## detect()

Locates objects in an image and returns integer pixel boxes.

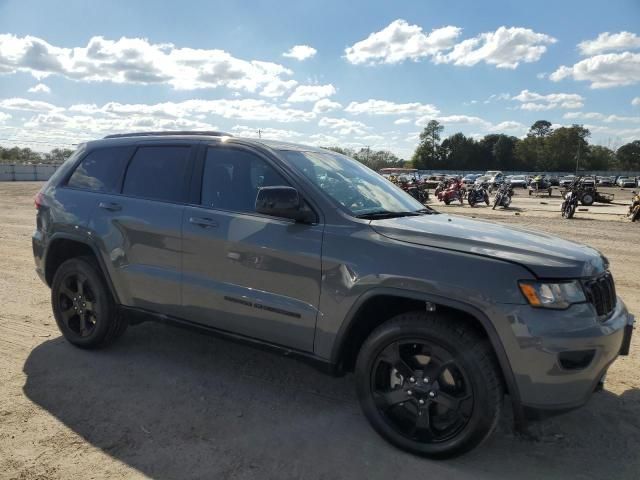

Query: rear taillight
[34,191,44,209]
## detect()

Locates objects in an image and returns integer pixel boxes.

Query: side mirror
[255,186,314,223]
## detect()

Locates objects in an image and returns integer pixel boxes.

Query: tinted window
[201,147,289,213]
[67,147,131,192]
[122,146,191,202]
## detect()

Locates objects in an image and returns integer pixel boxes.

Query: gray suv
[33,131,634,458]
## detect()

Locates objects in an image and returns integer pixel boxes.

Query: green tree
[43,148,75,164]
[545,125,590,172]
[440,133,478,170]
[411,120,444,169]
[492,135,518,170]
[527,120,553,138]
[585,145,615,171]
[616,140,640,170]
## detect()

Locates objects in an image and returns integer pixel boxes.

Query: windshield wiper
[356,210,422,219]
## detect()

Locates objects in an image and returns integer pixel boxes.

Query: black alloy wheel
[51,256,126,348]
[56,272,99,338]
[355,313,504,458]
[370,339,474,445]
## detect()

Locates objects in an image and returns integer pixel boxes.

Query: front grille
[583,272,616,317]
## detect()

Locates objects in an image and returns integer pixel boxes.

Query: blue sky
[0,0,639,158]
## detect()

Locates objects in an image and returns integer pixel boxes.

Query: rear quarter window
[122,146,191,203]
[67,146,132,193]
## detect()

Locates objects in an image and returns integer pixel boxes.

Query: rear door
[181,144,323,352]
[88,142,196,316]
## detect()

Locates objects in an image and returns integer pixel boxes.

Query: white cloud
[287,84,336,102]
[27,83,50,94]
[318,117,369,135]
[0,34,296,96]
[494,121,526,131]
[0,111,11,123]
[578,31,640,56]
[562,111,640,123]
[550,52,640,88]
[414,113,526,136]
[0,97,59,112]
[511,89,584,110]
[632,97,640,106]
[394,118,411,125]
[344,19,461,65]
[434,26,556,69]
[230,125,306,141]
[344,21,555,69]
[312,98,342,113]
[345,99,439,116]
[282,45,317,61]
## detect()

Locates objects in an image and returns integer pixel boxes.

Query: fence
[0,164,59,181]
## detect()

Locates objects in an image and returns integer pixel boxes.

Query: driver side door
[180,144,324,352]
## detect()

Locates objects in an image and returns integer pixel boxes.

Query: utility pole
[575,140,581,174]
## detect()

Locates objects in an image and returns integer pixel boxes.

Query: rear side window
[122,146,191,202]
[67,147,131,192]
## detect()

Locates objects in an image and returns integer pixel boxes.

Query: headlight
[519,280,586,309]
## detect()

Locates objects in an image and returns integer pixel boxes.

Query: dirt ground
[1,182,639,480]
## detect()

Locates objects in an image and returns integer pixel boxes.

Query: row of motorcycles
[434,178,514,209]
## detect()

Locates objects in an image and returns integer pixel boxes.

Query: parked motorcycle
[467,184,490,207]
[561,179,580,219]
[437,179,465,205]
[401,179,429,204]
[492,183,514,209]
[629,191,640,222]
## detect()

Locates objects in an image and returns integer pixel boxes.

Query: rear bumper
[32,231,47,285]
[496,298,634,418]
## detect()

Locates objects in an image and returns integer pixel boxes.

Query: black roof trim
[103,131,233,139]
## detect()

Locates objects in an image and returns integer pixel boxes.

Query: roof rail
[103,131,233,139]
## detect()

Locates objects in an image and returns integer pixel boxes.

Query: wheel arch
[44,234,120,303]
[330,288,525,428]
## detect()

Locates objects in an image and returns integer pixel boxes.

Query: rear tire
[355,312,504,458]
[581,193,594,206]
[51,256,126,349]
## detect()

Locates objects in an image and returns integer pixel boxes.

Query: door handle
[98,201,122,212]
[189,216,218,228]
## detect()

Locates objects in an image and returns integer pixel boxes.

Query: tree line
[410,120,640,172]
[0,146,75,165]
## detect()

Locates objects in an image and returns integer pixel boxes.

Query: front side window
[201,147,290,213]
[280,150,424,216]
[67,147,131,192]
[122,146,190,202]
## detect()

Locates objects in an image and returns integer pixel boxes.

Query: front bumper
[495,297,634,418]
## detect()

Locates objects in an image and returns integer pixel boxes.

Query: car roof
[85,133,330,154]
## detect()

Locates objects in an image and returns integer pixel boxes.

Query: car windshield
[279,149,425,216]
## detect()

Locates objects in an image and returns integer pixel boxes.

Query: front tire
[51,256,126,349]
[355,312,504,458]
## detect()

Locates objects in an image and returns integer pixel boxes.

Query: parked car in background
[597,176,614,187]
[474,175,491,187]
[548,175,560,186]
[560,175,576,187]
[507,175,528,188]
[617,177,637,188]
[462,173,481,185]
[423,174,445,189]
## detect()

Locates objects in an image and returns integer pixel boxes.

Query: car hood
[370,214,606,278]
